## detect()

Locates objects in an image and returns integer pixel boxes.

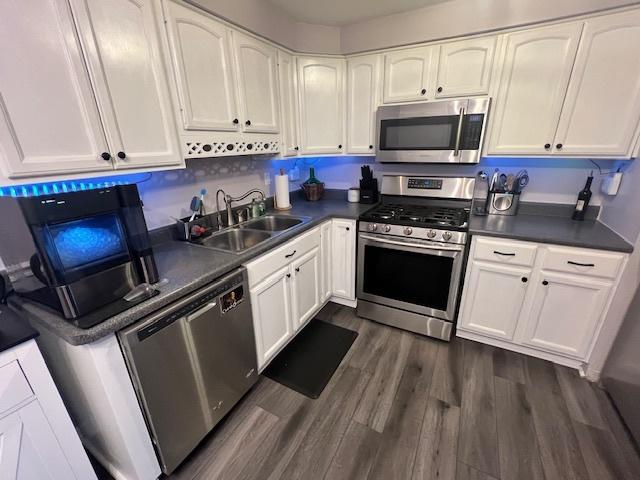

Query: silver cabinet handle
[186,301,217,322]
[453,107,465,156]
[359,234,463,252]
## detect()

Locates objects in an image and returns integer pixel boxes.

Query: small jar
[347,188,360,203]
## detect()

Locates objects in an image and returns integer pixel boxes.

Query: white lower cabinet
[458,236,627,367]
[245,220,356,370]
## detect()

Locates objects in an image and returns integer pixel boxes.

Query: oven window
[362,245,453,311]
[379,115,459,150]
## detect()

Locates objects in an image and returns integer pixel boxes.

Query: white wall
[599,159,640,243]
[341,0,640,53]
[294,155,616,206]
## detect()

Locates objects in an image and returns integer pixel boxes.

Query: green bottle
[304,167,321,185]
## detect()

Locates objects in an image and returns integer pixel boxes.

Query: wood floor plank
[493,348,526,384]
[457,341,500,478]
[430,339,465,407]
[494,376,545,480]
[524,356,589,480]
[353,329,413,432]
[456,462,499,480]
[347,319,392,375]
[412,397,460,480]
[190,406,279,480]
[278,366,371,480]
[555,365,607,429]
[323,421,381,480]
[368,337,439,480]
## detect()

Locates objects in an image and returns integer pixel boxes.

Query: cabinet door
[70,0,181,169]
[232,31,280,133]
[0,0,110,178]
[347,55,381,154]
[458,261,531,340]
[331,220,356,300]
[487,22,582,156]
[0,401,77,480]
[297,57,346,155]
[554,10,640,157]
[291,247,321,330]
[164,0,239,132]
[278,50,299,156]
[250,267,293,370]
[521,271,611,358]
[320,221,332,302]
[435,36,497,98]
[382,46,437,103]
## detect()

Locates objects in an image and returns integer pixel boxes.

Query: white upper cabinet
[70,0,181,169]
[278,50,299,156]
[487,22,582,156]
[163,0,239,132]
[0,0,109,178]
[553,10,640,157]
[382,46,437,103]
[232,31,280,134]
[297,57,346,155]
[435,36,498,98]
[346,55,381,154]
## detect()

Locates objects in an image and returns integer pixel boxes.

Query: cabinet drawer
[474,237,538,267]
[0,361,33,414]
[245,227,320,287]
[541,246,625,279]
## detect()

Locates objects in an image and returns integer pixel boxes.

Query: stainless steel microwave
[375,98,490,163]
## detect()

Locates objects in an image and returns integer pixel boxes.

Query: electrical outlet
[263,172,271,186]
[601,171,622,196]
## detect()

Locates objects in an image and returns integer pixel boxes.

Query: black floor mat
[263,319,358,399]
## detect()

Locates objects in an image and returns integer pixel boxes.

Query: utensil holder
[487,191,521,216]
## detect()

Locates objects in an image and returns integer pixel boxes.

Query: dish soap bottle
[572,172,593,221]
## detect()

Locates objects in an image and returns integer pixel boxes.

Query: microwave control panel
[460,114,485,150]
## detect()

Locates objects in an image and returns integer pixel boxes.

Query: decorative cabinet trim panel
[163,0,239,132]
[346,54,381,154]
[458,236,627,366]
[487,22,583,156]
[435,36,498,98]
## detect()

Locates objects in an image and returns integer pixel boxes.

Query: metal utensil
[515,170,529,192]
[506,174,515,193]
[498,173,508,192]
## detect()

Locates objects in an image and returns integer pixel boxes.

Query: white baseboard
[330,296,357,308]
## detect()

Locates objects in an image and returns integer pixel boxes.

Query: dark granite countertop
[0,306,38,353]
[10,194,375,346]
[469,205,633,253]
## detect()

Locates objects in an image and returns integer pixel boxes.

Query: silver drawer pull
[493,250,516,256]
[567,260,595,267]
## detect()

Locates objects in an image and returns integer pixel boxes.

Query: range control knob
[442,231,452,241]
[368,223,378,232]
[427,229,437,239]
[383,225,391,232]
[404,227,413,236]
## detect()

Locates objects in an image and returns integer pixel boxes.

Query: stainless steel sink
[198,229,272,253]
[240,215,305,232]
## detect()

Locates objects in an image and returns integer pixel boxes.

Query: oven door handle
[359,234,463,252]
[453,107,465,156]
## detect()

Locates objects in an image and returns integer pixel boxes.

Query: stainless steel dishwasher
[118,267,258,474]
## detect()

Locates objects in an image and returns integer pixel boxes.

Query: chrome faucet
[216,188,266,229]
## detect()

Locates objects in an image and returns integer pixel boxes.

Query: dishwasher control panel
[136,272,244,342]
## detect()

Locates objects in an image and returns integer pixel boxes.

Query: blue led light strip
[0,174,147,198]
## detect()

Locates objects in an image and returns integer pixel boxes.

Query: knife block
[359,178,379,204]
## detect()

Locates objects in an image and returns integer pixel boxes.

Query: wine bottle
[304,167,321,185]
[572,174,593,221]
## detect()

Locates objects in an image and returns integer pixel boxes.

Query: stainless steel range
[356,175,475,341]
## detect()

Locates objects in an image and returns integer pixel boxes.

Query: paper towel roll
[275,171,291,209]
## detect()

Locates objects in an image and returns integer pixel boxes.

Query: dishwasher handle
[186,301,218,322]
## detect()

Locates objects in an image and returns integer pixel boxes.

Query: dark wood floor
[157,303,640,480]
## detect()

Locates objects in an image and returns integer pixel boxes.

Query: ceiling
[266,0,453,26]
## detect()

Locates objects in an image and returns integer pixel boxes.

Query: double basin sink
[193,215,311,254]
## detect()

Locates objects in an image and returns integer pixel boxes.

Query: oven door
[357,233,464,321]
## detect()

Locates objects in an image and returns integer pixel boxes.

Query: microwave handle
[453,107,465,156]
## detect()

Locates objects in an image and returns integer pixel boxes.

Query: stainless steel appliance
[0,185,159,328]
[119,267,258,474]
[375,98,490,163]
[357,175,474,340]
